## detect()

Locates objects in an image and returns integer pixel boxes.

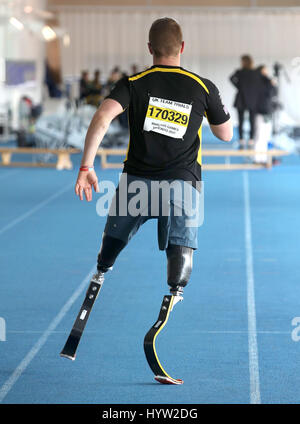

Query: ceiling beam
[47,0,300,7]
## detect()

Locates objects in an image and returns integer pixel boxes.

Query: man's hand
[75,99,123,202]
[75,170,100,202]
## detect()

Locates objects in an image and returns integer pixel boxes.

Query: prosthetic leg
[60,235,126,360]
[144,245,193,385]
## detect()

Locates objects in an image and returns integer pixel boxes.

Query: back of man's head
[149,17,183,58]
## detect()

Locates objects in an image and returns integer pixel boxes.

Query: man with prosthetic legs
[60,231,192,370]
[60,17,232,383]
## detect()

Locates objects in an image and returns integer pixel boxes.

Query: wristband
[80,166,94,172]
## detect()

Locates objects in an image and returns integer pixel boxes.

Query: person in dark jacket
[256,65,276,116]
[230,55,261,149]
[253,65,277,164]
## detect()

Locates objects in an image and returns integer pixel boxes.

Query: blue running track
[0,136,300,404]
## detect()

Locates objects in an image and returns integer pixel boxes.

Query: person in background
[92,69,102,92]
[86,69,103,107]
[79,70,90,101]
[230,55,261,149]
[130,64,139,75]
[253,65,277,165]
[45,61,62,98]
[105,67,122,94]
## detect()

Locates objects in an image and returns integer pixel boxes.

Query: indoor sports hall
[1,0,300,406]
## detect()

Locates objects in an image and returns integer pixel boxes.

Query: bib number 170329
[143,97,192,139]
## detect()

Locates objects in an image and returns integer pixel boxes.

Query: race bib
[143,96,192,139]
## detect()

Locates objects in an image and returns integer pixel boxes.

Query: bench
[96,148,289,170]
[0,147,80,170]
[0,147,289,171]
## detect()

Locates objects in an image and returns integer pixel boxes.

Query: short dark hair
[149,17,183,58]
[241,55,254,69]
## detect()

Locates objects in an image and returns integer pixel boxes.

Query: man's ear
[148,42,153,55]
[180,41,185,54]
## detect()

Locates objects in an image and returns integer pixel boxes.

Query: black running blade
[144,295,183,384]
[60,330,81,360]
[60,280,103,361]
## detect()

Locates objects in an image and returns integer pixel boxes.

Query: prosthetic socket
[96,235,193,294]
[166,244,193,295]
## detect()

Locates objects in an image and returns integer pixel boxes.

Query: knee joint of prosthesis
[97,234,126,273]
[166,244,193,295]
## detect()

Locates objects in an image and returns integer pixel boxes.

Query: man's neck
[153,55,181,67]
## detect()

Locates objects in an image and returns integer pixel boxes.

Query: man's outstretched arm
[75,99,124,202]
[210,119,233,142]
[205,80,233,143]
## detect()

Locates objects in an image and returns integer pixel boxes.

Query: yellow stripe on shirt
[129,67,209,94]
[197,124,203,165]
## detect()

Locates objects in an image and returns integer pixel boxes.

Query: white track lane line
[0,266,96,403]
[6,330,290,335]
[0,170,22,181]
[0,182,74,237]
[243,171,261,404]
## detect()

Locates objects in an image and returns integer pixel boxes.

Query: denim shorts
[103,173,202,250]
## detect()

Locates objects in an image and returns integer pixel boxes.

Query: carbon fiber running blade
[60,330,81,360]
[60,280,103,360]
[144,295,183,384]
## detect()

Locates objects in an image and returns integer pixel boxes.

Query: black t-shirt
[106,65,230,186]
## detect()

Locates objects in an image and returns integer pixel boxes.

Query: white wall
[56,6,300,125]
